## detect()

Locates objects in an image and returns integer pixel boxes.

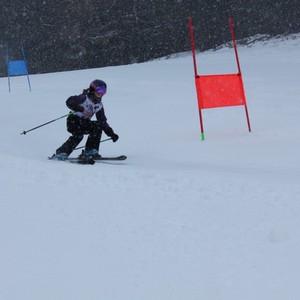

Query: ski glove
[72,105,84,112]
[82,110,93,118]
[111,133,119,142]
[72,105,93,118]
[104,126,119,142]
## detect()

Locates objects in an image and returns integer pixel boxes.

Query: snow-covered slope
[1,35,300,300]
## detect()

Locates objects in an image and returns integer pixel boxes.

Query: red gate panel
[196,74,246,109]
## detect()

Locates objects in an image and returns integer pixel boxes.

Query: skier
[50,79,119,161]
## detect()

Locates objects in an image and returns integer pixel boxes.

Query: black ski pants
[56,114,102,155]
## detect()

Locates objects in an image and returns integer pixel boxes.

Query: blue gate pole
[21,41,32,91]
[6,44,11,92]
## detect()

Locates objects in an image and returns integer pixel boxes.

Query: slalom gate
[188,17,251,140]
[7,41,32,92]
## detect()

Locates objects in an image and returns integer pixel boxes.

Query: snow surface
[1,35,300,300]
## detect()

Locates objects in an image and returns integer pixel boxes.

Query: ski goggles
[95,86,107,95]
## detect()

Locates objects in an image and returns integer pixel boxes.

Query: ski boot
[78,149,102,160]
[49,152,68,161]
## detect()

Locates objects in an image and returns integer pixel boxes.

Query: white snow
[1,34,300,300]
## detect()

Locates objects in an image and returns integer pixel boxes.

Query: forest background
[0,0,299,76]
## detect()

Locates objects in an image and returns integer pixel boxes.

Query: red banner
[196,74,246,109]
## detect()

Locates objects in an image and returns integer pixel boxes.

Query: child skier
[50,79,119,161]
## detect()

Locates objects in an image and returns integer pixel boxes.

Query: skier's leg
[56,134,84,156]
[85,121,102,151]
[56,115,85,156]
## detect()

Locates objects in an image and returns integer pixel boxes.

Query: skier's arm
[66,95,85,112]
[96,108,119,142]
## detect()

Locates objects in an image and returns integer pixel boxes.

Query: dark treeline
[0,0,299,76]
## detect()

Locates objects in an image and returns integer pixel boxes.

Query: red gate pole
[229,18,252,132]
[188,17,205,140]
[188,17,198,77]
[229,18,242,75]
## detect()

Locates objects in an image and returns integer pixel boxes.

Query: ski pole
[20,113,71,135]
[74,138,112,150]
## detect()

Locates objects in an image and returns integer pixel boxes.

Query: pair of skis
[49,155,127,165]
